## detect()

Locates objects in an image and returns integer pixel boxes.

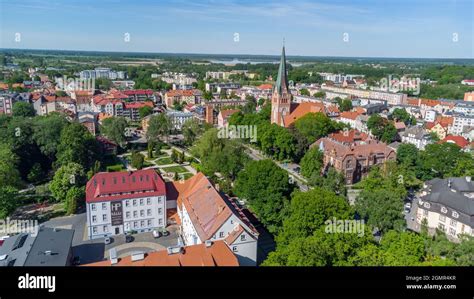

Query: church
[271,46,327,127]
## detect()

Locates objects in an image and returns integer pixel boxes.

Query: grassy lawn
[161,165,189,173]
[181,173,194,180]
[155,157,174,165]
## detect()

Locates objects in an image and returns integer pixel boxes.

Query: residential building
[400,125,432,150]
[464,92,474,102]
[173,173,259,265]
[322,85,407,106]
[415,177,474,240]
[217,109,239,128]
[86,169,167,239]
[0,227,74,267]
[78,112,98,135]
[84,240,239,266]
[164,90,198,108]
[450,114,474,135]
[311,134,396,184]
[166,110,194,131]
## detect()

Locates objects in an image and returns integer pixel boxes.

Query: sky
[0,0,473,58]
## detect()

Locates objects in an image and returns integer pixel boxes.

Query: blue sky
[0,0,473,58]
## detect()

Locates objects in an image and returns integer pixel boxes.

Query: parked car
[72,256,81,266]
[152,230,161,238]
[404,203,411,213]
[125,235,134,243]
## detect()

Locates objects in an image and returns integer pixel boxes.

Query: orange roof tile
[84,240,238,266]
[440,135,469,148]
[339,111,361,120]
[283,102,326,127]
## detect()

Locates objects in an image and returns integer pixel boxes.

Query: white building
[400,125,432,150]
[175,173,259,266]
[415,177,474,241]
[86,169,167,239]
[450,114,474,135]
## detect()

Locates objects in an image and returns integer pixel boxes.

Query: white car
[152,230,161,238]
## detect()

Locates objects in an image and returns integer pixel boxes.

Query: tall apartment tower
[271,46,292,126]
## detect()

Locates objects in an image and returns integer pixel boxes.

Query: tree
[49,162,86,202]
[367,114,397,142]
[314,91,326,98]
[12,101,35,117]
[396,143,419,166]
[27,163,43,183]
[418,143,468,179]
[147,142,154,159]
[56,122,99,170]
[131,151,145,170]
[234,160,293,233]
[100,117,128,147]
[32,113,68,159]
[65,186,85,215]
[146,113,171,142]
[182,118,202,146]
[139,106,153,119]
[0,143,22,188]
[0,186,19,219]
[299,88,310,96]
[339,99,353,112]
[391,108,415,125]
[300,147,323,179]
[294,112,339,144]
[310,167,347,196]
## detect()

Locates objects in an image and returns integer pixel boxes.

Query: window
[91,204,96,211]
[140,210,145,217]
[103,226,108,233]
[158,219,163,225]
[92,215,97,223]
[441,207,447,214]
[147,198,151,205]
[102,214,107,221]
[438,223,445,231]
[232,246,238,252]
[133,222,138,228]
[219,232,224,238]
[140,199,144,206]
[158,208,162,215]
[449,228,456,236]
[125,200,130,207]
[102,203,107,210]
[126,212,130,219]
[452,211,459,218]
[147,209,152,216]
[93,227,98,234]
[450,219,457,227]
[140,220,145,227]
[439,215,446,223]
[133,200,137,206]
[240,234,246,241]
[147,220,152,227]
[157,198,161,204]
[133,211,138,218]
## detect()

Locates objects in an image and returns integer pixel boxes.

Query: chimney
[205,240,213,248]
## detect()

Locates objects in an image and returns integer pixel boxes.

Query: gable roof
[283,102,326,127]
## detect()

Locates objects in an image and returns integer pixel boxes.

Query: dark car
[72,256,81,266]
[125,235,134,243]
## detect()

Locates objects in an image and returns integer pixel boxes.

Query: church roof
[274,46,289,95]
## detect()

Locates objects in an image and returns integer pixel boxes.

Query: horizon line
[1,47,473,61]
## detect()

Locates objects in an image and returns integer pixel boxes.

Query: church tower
[271,46,291,126]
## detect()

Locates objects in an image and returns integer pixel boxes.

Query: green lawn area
[161,165,189,173]
[181,173,194,180]
[155,157,174,165]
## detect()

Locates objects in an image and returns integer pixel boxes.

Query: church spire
[274,45,289,95]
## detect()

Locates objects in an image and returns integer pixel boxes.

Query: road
[243,144,310,191]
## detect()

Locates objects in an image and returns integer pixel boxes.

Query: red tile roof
[124,101,154,109]
[86,169,166,203]
[283,102,326,127]
[339,111,361,120]
[219,109,239,119]
[440,135,469,148]
[123,89,154,96]
[173,173,232,241]
[84,240,238,266]
[328,129,369,144]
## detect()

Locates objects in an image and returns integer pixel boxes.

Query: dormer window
[452,211,459,218]
[424,202,430,209]
[441,207,447,214]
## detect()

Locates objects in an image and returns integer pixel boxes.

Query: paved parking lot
[42,213,180,265]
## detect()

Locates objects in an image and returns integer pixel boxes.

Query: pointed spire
[274,45,289,95]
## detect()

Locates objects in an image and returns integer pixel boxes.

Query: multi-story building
[450,113,474,135]
[86,169,167,239]
[322,85,407,106]
[217,109,239,128]
[400,125,432,150]
[453,101,474,117]
[311,132,396,184]
[174,173,259,266]
[414,177,474,241]
[80,68,126,80]
[166,110,194,130]
[164,90,198,108]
